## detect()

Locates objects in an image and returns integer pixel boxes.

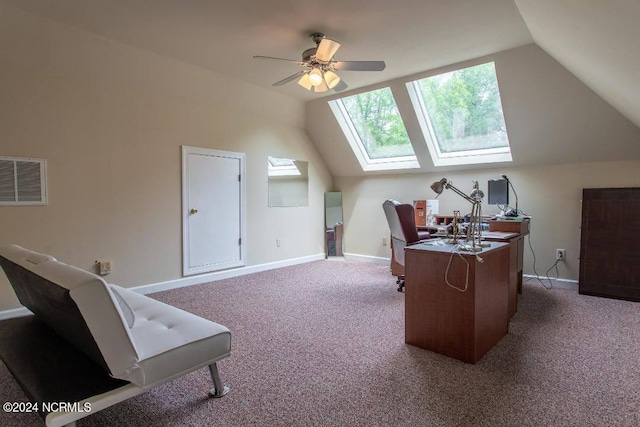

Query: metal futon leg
[208,363,230,397]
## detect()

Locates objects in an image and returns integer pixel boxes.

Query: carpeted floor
[1,259,639,426]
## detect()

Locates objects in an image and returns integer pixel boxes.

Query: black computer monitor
[488,179,509,205]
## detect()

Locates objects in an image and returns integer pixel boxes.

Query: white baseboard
[343,252,390,265]
[132,253,326,295]
[523,274,578,290]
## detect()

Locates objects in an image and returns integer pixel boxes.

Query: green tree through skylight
[417,62,508,153]
[341,87,414,159]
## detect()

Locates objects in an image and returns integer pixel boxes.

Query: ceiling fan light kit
[323,70,340,89]
[308,68,324,86]
[297,73,313,90]
[315,38,341,63]
[312,79,329,93]
[254,32,386,93]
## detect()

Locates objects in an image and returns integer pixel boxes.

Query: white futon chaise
[0,244,231,427]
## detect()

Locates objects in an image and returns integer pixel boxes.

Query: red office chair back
[383,199,421,267]
[383,199,432,292]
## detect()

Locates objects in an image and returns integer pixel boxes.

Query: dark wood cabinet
[579,188,640,302]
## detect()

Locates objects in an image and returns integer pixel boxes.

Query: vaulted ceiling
[1,0,638,128]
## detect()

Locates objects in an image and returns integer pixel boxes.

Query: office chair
[382,199,431,292]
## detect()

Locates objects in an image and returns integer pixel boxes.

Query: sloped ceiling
[514,0,640,128]
[0,0,532,101]
[1,0,638,175]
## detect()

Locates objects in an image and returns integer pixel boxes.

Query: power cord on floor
[545,259,560,289]
[525,233,553,289]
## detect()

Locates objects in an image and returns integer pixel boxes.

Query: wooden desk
[405,241,510,364]
[482,231,522,319]
[488,218,530,295]
[488,218,531,235]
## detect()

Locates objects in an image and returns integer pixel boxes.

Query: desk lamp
[430,178,488,251]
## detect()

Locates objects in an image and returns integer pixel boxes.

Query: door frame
[181,145,246,276]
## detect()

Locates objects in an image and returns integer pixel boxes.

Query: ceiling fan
[253,33,386,93]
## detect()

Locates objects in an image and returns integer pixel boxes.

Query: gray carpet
[1,259,639,426]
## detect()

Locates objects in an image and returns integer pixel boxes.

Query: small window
[407,62,512,166]
[0,156,47,206]
[329,87,419,171]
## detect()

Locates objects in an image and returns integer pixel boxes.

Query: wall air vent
[0,156,47,206]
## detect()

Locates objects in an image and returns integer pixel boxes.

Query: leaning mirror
[325,192,343,257]
[267,157,309,207]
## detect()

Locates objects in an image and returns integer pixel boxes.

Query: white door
[182,146,246,276]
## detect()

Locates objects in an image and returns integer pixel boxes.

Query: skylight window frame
[268,156,302,177]
[406,62,513,167]
[328,89,420,172]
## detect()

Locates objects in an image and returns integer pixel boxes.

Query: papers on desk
[419,239,446,246]
[482,231,520,240]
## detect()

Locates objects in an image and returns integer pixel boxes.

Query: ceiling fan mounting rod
[310,32,325,45]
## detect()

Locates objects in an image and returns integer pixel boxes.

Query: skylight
[406,62,512,166]
[268,156,302,176]
[328,87,419,171]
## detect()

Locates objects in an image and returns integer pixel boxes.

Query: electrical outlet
[382,237,388,246]
[97,261,111,275]
[276,239,281,247]
[556,249,566,261]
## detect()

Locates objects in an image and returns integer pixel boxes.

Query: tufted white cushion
[112,286,231,387]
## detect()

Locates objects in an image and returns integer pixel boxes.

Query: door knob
[190,208,198,214]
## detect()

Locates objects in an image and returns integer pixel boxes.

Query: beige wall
[337,160,640,282]
[0,5,331,310]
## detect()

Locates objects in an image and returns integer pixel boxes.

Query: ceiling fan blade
[273,70,306,86]
[332,79,349,92]
[315,38,341,62]
[253,55,305,66]
[332,61,386,71]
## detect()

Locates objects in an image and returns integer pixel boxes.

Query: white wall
[0,5,332,310]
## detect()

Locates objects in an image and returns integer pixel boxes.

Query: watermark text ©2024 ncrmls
[3,401,92,413]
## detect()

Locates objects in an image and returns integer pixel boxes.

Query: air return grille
[0,157,47,205]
